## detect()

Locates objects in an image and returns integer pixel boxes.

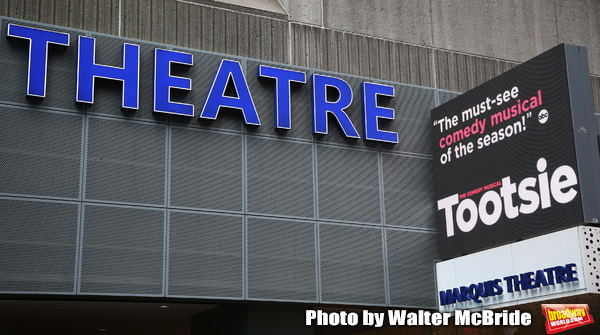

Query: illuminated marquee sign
[430,44,600,258]
[6,23,398,143]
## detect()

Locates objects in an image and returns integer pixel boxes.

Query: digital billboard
[431,44,600,259]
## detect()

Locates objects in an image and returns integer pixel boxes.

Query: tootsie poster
[431,44,600,259]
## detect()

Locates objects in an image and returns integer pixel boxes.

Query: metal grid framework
[0,17,469,308]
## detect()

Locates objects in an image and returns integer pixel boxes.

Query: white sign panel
[436,226,588,312]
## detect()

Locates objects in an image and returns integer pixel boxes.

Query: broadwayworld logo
[542,304,594,334]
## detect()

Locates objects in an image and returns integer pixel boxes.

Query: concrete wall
[290,0,600,77]
[2,0,598,112]
[288,0,600,111]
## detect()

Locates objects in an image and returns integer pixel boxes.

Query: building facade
[0,1,599,334]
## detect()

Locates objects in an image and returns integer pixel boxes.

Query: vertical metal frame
[566,45,600,223]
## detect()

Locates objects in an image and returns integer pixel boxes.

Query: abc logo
[538,109,549,124]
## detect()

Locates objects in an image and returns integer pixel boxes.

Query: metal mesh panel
[438,91,462,106]
[245,61,313,140]
[582,226,600,293]
[317,146,380,224]
[313,74,378,149]
[80,204,165,295]
[0,198,78,293]
[247,136,314,218]
[319,223,386,305]
[167,210,243,298]
[0,107,83,198]
[380,84,436,155]
[169,127,243,211]
[382,153,436,229]
[386,229,439,307]
[85,117,166,205]
[0,21,83,112]
[247,217,317,301]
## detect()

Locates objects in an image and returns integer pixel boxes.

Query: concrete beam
[288,0,322,26]
[214,0,288,15]
[555,0,600,76]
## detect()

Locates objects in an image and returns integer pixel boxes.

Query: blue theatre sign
[6,23,400,144]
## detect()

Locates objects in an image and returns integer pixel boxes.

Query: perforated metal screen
[0,17,444,307]
[0,107,83,199]
[0,198,79,293]
[582,226,600,294]
[317,146,380,224]
[247,217,317,301]
[386,229,439,307]
[168,210,243,298]
[319,223,386,305]
[79,205,165,295]
[437,90,462,106]
[170,127,243,211]
[85,117,167,205]
[247,136,314,218]
[382,153,436,229]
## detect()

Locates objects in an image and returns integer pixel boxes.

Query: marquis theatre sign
[431,44,600,258]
